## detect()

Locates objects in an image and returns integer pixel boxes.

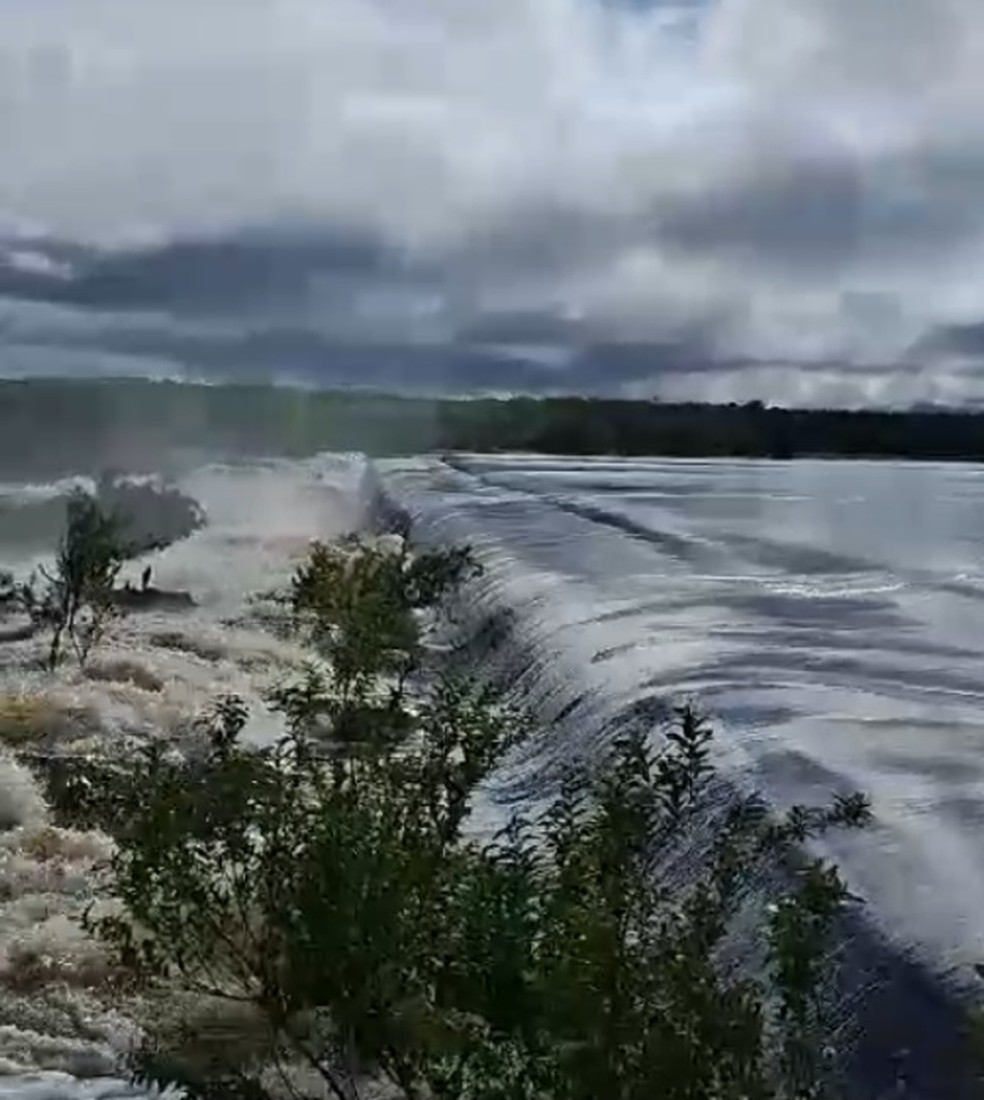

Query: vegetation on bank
[1,490,131,670]
[14,496,877,1099]
[6,377,984,476]
[1,482,203,669]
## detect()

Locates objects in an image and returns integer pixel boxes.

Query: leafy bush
[16,490,132,670]
[69,538,870,1100]
[288,536,479,703]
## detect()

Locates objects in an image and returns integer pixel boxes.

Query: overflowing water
[0,454,371,1094]
[4,451,984,1096]
[383,453,984,1095]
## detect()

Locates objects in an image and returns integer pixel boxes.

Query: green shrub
[288,537,479,704]
[17,490,132,670]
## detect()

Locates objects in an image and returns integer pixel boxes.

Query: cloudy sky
[1,0,984,405]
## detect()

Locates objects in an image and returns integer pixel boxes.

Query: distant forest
[4,377,984,477]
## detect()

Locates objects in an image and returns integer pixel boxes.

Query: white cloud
[0,248,72,279]
[2,0,984,401]
[0,0,693,242]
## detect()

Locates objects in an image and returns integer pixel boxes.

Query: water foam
[0,453,370,1093]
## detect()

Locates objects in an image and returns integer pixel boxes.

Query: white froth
[0,481,97,508]
[0,453,369,1092]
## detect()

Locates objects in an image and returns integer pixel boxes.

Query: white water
[0,454,369,1094]
[384,456,984,990]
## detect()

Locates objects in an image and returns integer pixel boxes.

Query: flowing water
[383,453,984,1096]
[3,451,984,1096]
[0,453,371,1095]
[387,454,984,962]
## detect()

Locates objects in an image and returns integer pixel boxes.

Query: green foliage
[436,396,984,463]
[289,537,478,703]
[82,678,525,1099]
[401,544,482,610]
[27,490,132,670]
[71,537,871,1100]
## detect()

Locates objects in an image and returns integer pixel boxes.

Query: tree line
[5,378,984,477]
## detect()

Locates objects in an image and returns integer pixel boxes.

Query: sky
[2,0,984,405]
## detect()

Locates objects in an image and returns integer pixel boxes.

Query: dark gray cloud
[912,321,984,359]
[0,231,410,314]
[3,300,725,396]
[656,151,864,275]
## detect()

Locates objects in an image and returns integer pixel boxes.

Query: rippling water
[390,456,984,960]
[382,453,984,1093]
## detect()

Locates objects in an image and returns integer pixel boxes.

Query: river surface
[384,455,984,984]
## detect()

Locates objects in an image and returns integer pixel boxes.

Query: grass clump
[84,658,164,693]
[0,693,97,749]
[0,695,60,748]
[58,535,871,1100]
[150,630,227,663]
